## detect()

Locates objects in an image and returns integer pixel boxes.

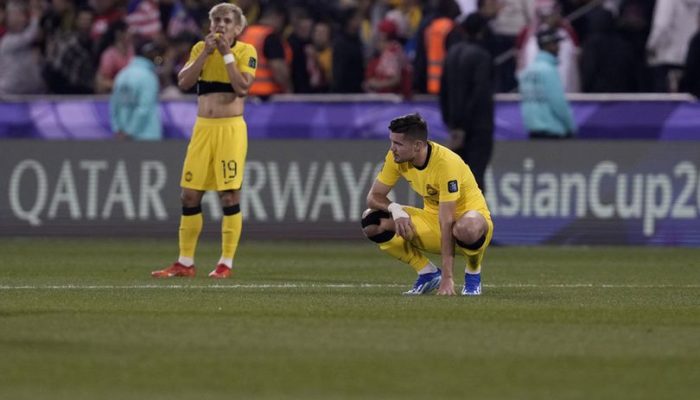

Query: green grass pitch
[1,238,699,399]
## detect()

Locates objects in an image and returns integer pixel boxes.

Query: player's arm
[436,200,457,295]
[367,179,415,240]
[178,38,215,90]
[216,36,255,96]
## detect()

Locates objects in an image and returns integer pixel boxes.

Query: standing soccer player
[361,113,493,295]
[152,3,256,279]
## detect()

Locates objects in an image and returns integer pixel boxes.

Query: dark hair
[96,20,128,60]
[389,113,428,141]
[461,12,487,38]
[134,36,163,59]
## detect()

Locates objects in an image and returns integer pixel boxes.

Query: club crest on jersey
[448,180,458,193]
[426,185,438,196]
[248,57,257,68]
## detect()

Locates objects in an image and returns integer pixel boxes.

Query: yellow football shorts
[404,206,494,265]
[180,116,248,191]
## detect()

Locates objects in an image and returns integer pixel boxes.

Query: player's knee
[180,191,201,208]
[453,213,487,246]
[361,209,394,243]
[219,189,240,207]
[453,222,481,244]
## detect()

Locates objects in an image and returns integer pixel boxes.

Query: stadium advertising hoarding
[1,140,698,245]
[2,98,699,140]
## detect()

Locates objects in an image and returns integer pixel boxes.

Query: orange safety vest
[239,24,291,96]
[425,17,454,94]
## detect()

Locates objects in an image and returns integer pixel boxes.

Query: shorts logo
[448,180,458,193]
[248,57,257,68]
[185,171,193,182]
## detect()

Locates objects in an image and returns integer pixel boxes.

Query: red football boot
[151,262,196,278]
[208,264,232,279]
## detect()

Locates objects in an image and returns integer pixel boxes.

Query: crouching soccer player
[152,3,256,279]
[362,113,494,295]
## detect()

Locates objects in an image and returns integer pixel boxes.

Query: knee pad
[361,210,394,243]
[361,210,392,228]
[368,230,395,243]
[456,234,486,251]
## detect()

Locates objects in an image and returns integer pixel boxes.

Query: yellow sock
[221,206,242,259]
[379,235,430,273]
[178,209,203,259]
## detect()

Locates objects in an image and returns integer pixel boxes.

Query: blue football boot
[403,269,442,295]
[462,272,482,296]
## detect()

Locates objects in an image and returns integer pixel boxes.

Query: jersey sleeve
[438,158,462,203]
[237,43,258,77]
[185,41,205,67]
[376,151,401,187]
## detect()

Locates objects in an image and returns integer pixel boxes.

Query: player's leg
[211,189,242,278]
[152,188,205,277]
[452,210,493,295]
[210,116,247,278]
[153,117,212,278]
[361,207,441,295]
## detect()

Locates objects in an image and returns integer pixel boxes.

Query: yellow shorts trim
[180,116,248,191]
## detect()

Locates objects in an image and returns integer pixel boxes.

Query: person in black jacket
[681,10,700,98]
[580,8,637,93]
[331,8,364,93]
[439,13,494,193]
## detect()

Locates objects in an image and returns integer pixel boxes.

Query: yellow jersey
[377,141,490,218]
[186,40,257,95]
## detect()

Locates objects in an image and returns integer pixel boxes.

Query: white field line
[0,283,699,290]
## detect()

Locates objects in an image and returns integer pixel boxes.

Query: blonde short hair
[209,3,247,30]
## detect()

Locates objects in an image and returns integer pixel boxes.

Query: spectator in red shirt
[364,19,408,95]
[96,20,134,93]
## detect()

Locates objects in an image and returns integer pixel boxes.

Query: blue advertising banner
[1,98,699,140]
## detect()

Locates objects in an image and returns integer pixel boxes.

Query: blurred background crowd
[0,0,699,98]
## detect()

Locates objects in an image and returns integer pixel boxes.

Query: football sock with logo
[221,204,242,265]
[378,235,430,274]
[178,206,203,265]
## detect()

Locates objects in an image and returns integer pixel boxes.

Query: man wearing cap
[110,37,164,141]
[517,26,576,139]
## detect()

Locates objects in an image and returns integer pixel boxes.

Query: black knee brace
[361,210,392,228]
[368,231,395,243]
[361,210,394,243]
[456,234,486,250]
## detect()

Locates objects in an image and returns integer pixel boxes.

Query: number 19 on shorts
[221,160,237,181]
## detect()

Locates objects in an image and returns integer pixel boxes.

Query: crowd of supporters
[0,0,698,97]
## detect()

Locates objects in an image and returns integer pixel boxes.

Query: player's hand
[394,217,415,240]
[436,277,456,296]
[388,202,414,239]
[204,33,216,54]
[214,33,231,55]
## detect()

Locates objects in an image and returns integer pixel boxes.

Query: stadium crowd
[0,0,699,98]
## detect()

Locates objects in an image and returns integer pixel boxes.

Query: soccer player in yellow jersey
[362,113,494,295]
[152,3,257,279]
